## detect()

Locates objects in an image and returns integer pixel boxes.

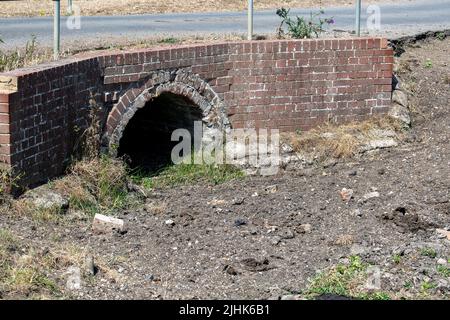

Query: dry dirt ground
[0,0,404,17]
[0,37,449,300]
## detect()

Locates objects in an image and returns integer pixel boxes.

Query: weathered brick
[0,37,393,189]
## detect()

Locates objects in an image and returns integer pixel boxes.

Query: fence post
[248,0,253,40]
[53,0,61,60]
[355,0,361,36]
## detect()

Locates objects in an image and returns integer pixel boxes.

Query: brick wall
[0,38,393,187]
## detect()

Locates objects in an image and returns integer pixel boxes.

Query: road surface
[0,0,449,49]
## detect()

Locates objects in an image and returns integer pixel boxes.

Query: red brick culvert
[0,38,393,188]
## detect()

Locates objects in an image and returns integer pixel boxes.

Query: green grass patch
[303,256,391,300]
[53,155,131,217]
[0,228,62,299]
[132,163,244,189]
[392,254,402,264]
[420,280,437,293]
[157,37,179,44]
[420,247,437,258]
[437,265,450,278]
[436,32,446,41]
[424,59,433,69]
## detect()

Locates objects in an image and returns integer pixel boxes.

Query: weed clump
[304,256,391,300]
[53,155,129,217]
[276,7,334,39]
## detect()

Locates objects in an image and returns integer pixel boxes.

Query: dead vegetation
[51,156,130,218]
[0,227,123,299]
[0,34,244,72]
[283,116,406,162]
[0,36,55,73]
[0,228,65,299]
[0,165,21,207]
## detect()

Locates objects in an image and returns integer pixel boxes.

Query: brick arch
[105,69,230,155]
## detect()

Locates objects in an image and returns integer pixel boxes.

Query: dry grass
[0,34,246,72]
[0,36,57,73]
[444,74,450,85]
[0,228,61,299]
[0,164,22,206]
[0,165,13,200]
[335,234,354,246]
[52,156,130,217]
[44,88,129,218]
[72,91,102,161]
[284,116,404,162]
[0,228,122,299]
[145,201,168,215]
[0,0,399,17]
[12,201,65,223]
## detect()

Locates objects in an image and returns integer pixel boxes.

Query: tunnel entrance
[117,92,203,173]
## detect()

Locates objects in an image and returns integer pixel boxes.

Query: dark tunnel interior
[117,92,203,173]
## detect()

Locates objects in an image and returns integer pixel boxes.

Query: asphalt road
[0,0,449,49]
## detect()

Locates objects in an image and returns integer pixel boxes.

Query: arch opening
[117,92,203,173]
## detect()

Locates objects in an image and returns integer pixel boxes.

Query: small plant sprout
[392,254,402,264]
[436,265,450,277]
[420,247,437,258]
[424,59,433,68]
[436,32,445,41]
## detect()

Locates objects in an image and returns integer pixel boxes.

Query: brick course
[0,38,393,187]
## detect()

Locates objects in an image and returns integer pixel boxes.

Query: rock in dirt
[392,90,409,107]
[436,229,450,240]
[361,138,398,152]
[234,218,247,227]
[66,266,82,290]
[21,185,69,213]
[85,255,96,276]
[340,188,354,202]
[353,208,363,217]
[264,185,278,194]
[207,199,227,207]
[347,170,358,176]
[164,219,176,228]
[437,258,447,265]
[223,265,239,276]
[389,103,411,126]
[231,197,245,205]
[297,224,312,234]
[360,191,380,203]
[92,214,126,234]
[270,236,282,246]
[279,229,295,240]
